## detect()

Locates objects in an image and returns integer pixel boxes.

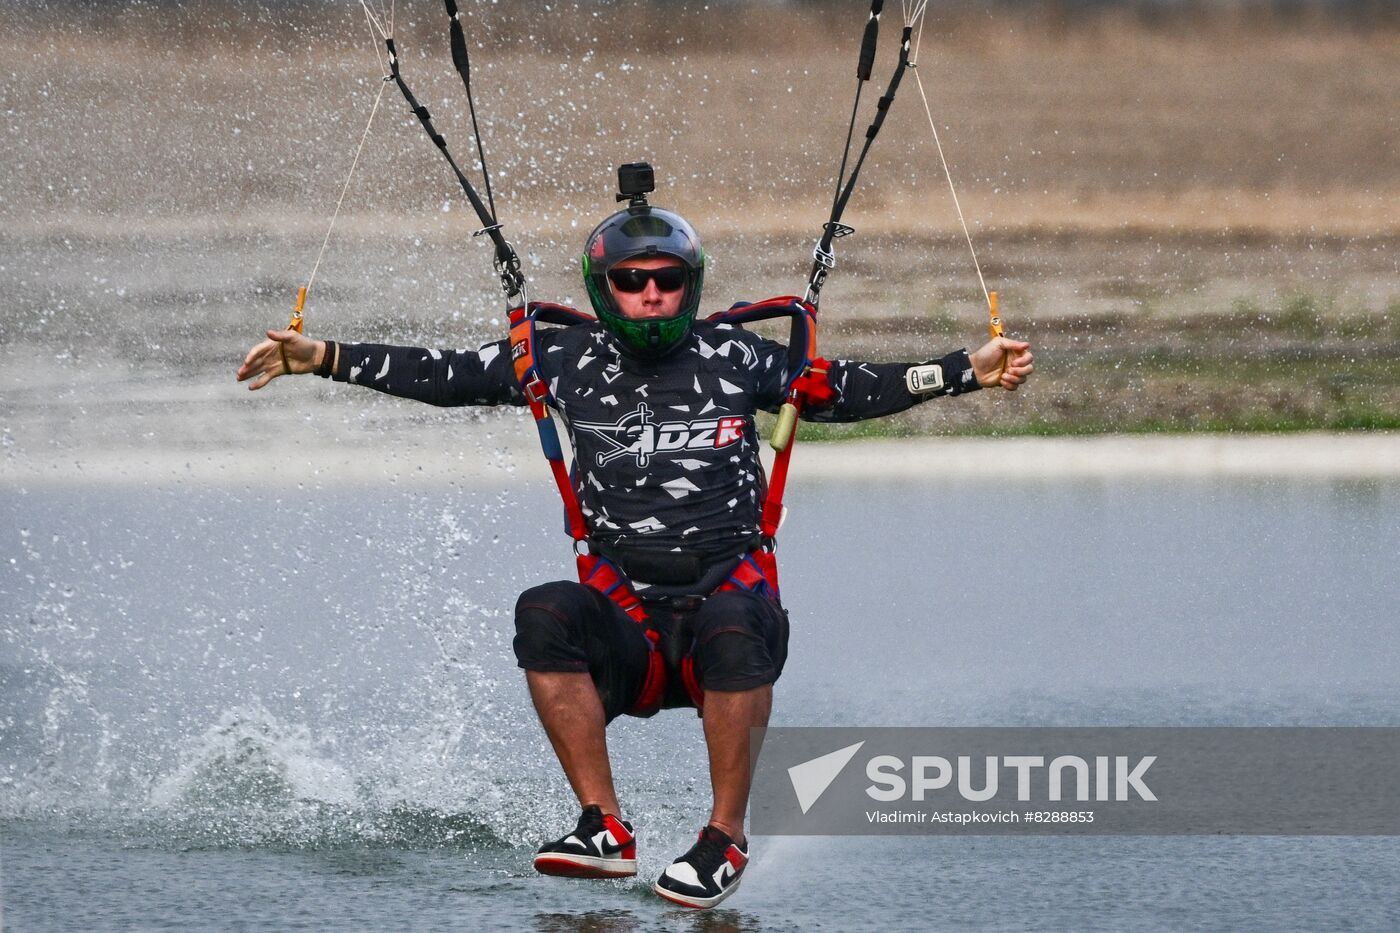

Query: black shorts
[513,581,790,722]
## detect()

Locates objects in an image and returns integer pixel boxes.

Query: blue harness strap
[706,296,818,396]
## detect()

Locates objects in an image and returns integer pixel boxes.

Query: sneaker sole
[653,876,742,909]
[534,853,637,879]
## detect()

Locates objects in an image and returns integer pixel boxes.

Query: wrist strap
[942,349,979,395]
[316,340,337,378]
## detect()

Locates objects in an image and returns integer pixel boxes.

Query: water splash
[148,700,355,811]
[140,700,506,851]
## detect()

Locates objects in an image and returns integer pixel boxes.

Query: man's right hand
[237,329,325,391]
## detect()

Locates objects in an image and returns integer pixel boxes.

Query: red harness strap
[576,552,666,716]
[679,550,783,713]
[512,304,672,715]
[509,306,589,541]
[578,548,783,717]
[705,298,833,538]
[759,358,836,537]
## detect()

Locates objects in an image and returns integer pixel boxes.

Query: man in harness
[238,176,1034,909]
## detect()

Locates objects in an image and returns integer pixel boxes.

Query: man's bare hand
[970,337,1034,391]
[236,329,325,391]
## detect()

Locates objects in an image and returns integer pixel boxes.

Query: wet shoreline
[5,429,1397,487]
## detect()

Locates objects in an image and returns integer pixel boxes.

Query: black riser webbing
[857,0,884,81]
[443,0,496,220]
[808,23,912,302]
[384,37,520,296]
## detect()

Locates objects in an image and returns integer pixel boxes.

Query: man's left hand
[970,337,1034,391]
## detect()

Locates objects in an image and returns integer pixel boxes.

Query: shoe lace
[684,826,731,871]
[575,805,606,838]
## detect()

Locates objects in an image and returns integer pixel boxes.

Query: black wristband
[316,340,337,378]
[942,349,979,395]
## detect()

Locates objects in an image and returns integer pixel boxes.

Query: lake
[3,474,1399,930]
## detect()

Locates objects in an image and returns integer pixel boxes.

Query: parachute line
[305,77,389,298]
[906,4,991,310]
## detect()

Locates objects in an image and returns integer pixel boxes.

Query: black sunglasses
[607,267,687,294]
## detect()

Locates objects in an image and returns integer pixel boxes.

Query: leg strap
[577,548,782,717]
[577,552,666,716]
[685,549,783,711]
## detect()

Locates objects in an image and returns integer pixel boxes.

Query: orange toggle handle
[288,286,307,334]
[987,291,1008,381]
[278,286,308,375]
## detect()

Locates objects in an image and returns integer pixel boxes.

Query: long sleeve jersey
[332,319,977,557]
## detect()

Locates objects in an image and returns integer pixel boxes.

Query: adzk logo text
[573,403,745,468]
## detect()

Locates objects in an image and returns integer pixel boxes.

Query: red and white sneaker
[653,825,749,909]
[533,805,637,878]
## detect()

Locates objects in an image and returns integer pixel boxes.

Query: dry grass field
[2,2,1396,440]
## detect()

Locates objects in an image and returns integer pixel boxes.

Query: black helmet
[581,205,705,358]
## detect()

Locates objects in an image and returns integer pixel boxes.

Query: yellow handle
[771,401,798,453]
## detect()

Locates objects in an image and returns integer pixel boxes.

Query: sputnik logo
[573,403,745,469]
[788,741,865,815]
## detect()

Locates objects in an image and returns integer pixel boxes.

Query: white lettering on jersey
[573,403,747,469]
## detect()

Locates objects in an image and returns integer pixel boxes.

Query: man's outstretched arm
[237,329,525,408]
[753,334,1033,424]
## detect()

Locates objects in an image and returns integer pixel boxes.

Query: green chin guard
[600,306,696,357]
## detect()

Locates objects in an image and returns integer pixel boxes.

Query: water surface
[3,477,1398,930]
